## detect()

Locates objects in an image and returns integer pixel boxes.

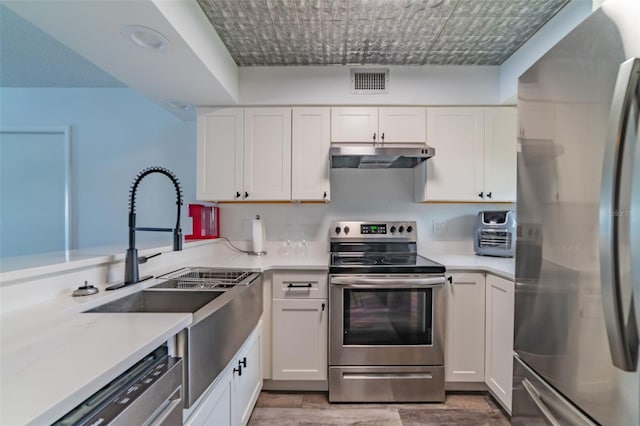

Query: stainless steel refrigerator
[512,0,640,424]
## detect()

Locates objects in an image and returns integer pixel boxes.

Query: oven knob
[344,226,350,235]
[335,226,341,235]
[398,226,405,233]
[407,225,413,233]
[390,226,396,233]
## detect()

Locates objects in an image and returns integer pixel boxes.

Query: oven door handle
[331,276,446,288]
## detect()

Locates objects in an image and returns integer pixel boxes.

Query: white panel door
[485,274,515,411]
[330,107,378,143]
[272,298,328,381]
[184,369,233,426]
[243,108,291,200]
[196,108,243,201]
[445,273,486,382]
[292,107,330,201]
[425,108,485,201]
[378,107,426,143]
[484,107,517,202]
[235,326,262,426]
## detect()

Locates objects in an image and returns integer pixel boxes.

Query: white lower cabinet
[185,322,262,426]
[271,271,328,383]
[445,272,486,383]
[485,274,515,412]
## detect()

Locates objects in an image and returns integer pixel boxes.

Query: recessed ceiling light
[163,99,192,111]
[121,25,170,51]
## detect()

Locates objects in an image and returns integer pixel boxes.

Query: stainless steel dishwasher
[53,346,182,426]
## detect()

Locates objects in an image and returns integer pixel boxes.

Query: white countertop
[0,239,512,425]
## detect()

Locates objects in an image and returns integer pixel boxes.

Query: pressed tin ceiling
[196,0,571,66]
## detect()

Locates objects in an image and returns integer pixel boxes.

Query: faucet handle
[138,252,161,264]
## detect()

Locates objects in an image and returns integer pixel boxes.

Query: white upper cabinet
[196,108,244,201]
[331,107,425,144]
[378,107,426,143]
[243,108,292,201]
[331,107,378,143]
[292,108,331,201]
[418,107,517,202]
[484,107,517,202]
[422,107,485,202]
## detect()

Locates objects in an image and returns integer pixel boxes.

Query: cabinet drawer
[272,271,328,299]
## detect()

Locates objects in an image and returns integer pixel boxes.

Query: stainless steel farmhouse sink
[86,290,224,313]
[84,267,263,408]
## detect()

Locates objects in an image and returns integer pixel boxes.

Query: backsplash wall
[216,169,514,251]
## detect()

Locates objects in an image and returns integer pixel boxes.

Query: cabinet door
[196,108,243,201]
[445,273,485,382]
[184,368,233,426]
[330,107,378,143]
[243,108,291,200]
[484,107,517,202]
[378,107,426,143]
[424,108,485,201]
[235,325,262,426]
[292,108,330,201]
[272,298,328,381]
[485,274,514,411]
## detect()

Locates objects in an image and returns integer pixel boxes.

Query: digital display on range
[361,224,387,234]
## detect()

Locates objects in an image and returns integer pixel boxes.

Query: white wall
[499,0,593,103]
[0,88,197,251]
[218,169,513,252]
[238,65,501,105]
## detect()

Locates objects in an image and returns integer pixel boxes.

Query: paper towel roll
[252,215,264,253]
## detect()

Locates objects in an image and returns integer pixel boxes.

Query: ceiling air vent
[351,69,389,94]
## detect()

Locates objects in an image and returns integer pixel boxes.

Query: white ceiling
[0,5,124,88]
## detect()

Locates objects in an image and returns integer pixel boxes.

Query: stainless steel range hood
[330,145,435,169]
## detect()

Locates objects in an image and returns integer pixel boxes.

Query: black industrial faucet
[124,166,183,286]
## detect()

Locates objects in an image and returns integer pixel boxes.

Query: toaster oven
[474,210,516,257]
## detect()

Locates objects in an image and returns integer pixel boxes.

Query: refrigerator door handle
[599,57,640,371]
[522,379,562,426]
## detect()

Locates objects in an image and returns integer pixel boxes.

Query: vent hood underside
[330,145,435,169]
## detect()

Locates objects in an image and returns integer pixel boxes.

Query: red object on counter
[185,204,219,240]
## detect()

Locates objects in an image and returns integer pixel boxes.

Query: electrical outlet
[432,219,449,235]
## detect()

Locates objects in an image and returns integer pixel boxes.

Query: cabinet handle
[381,132,385,142]
[244,191,249,199]
[239,357,247,368]
[236,191,241,199]
[373,132,376,142]
[447,276,453,284]
[233,365,242,376]
[287,283,312,288]
[322,302,325,312]
[487,192,492,199]
[323,191,327,199]
[478,192,484,199]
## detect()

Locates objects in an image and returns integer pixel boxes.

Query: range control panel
[330,221,417,241]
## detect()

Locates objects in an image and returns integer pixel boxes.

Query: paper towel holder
[249,214,267,256]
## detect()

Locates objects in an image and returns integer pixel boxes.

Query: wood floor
[248,391,510,425]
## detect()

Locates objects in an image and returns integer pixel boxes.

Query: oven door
[329,274,445,366]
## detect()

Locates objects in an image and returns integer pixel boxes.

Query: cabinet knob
[323,191,327,199]
[236,191,241,199]
[239,357,247,368]
[322,302,325,312]
[381,132,385,142]
[447,276,453,284]
[233,365,242,376]
[373,132,376,142]
[487,192,492,199]
[244,191,249,199]
[478,192,484,199]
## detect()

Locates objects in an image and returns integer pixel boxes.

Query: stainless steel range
[328,221,446,402]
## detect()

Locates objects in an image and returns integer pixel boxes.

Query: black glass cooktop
[330,253,445,274]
